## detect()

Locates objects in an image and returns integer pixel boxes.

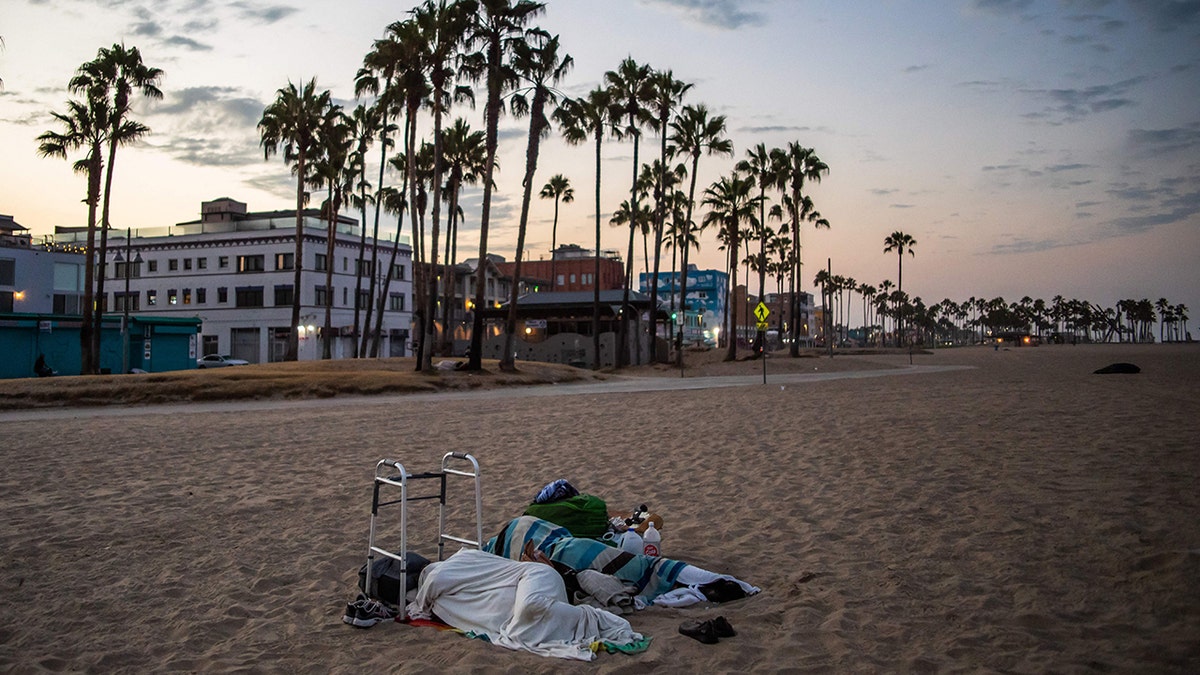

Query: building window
[557,274,565,287]
[0,258,14,285]
[147,289,157,306]
[358,290,371,310]
[182,288,192,305]
[196,288,207,304]
[148,260,158,272]
[274,284,294,306]
[197,257,207,270]
[343,257,349,271]
[275,252,294,270]
[357,259,373,276]
[202,334,219,356]
[115,292,140,312]
[238,255,264,272]
[343,287,348,305]
[169,259,180,271]
[235,287,264,307]
[315,286,330,307]
[52,293,82,314]
[315,253,327,272]
[390,263,405,280]
[218,256,229,269]
[217,287,228,303]
[168,289,178,305]
[389,293,405,311]
[0,290,13,313]
[183,258,192,271]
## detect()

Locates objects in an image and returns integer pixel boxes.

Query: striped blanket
[484,516,689,602]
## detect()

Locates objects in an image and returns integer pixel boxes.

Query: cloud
[1021,76,1145,123]
[736,124,826,135]
[870,188,898,196]
[146,86,267,167]
[971,0,1035,16]
[1129,0,1200,31]
[1045,163,1092,172]
[1128,124,1200,154]
[161,35,213,51]
[903,64,930,74]
[231,1,300,24]
[639,0,767,29]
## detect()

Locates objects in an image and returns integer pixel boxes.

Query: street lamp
[113,228,142,374]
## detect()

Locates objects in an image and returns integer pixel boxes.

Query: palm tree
[462,0,547,370]
[773,142,828,356]
[735,143,780,356]
[539,173,573,291]
[371,186,409,357]
[346,103,379,352]
[258,78,334,361]
[555,86,619,369]
[883,230,917,346]
[605,57,655,367]
[703,172,760,362]
[414,0,474,372]
[500,34,572,371]
[669,104,731,364]
[308,107,352,359]
[646,70,691,351]
[439,117,488,354]
[355,34,405,357]
[70,44,163,371]
[37,92,110,374]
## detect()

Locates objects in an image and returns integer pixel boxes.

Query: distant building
[48,198,415,364]
[496,244,625,293]
[1,214,89,315]
[639,265,729,347]
[415,256,513,356]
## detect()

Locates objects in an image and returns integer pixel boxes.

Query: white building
[94,198,413,364]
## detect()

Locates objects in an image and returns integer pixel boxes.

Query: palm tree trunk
[92,141,119,372]
[286,149,305,362]
[360,114,389,358]
[467,41,504,372]
[676,154,700,368]
[322,189,337,360]
[79,152,102,375]
[591,131,602,370]
[618,130,641,368]
[501,95,548,371]
[352,170,368,357]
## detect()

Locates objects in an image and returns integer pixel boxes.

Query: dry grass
[0,358,607,410]
[0,346,911,410]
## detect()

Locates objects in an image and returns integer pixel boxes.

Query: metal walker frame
[364,452,483,602]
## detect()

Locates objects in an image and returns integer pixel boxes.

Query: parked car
[196,354,250,368]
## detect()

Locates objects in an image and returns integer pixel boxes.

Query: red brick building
[496,244,624,293]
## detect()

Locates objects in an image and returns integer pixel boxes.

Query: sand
[1,344,1197,673]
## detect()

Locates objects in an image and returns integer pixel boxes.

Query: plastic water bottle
[642,521,661,557]
[620,528,643,555]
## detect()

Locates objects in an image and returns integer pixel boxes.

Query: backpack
[357,551,432,606]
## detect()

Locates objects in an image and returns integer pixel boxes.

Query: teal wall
[0,314,200,379]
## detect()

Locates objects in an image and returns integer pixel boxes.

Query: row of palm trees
[810,267,1192,347]
[253,0,835,371]
[37,44,162,375]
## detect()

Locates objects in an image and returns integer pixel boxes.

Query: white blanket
[407,548,642,661]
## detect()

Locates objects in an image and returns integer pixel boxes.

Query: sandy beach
[1,343,1197,673]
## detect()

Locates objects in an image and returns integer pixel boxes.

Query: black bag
[358,552,432,605]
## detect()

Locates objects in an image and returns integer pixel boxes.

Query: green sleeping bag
[523,494,609,539]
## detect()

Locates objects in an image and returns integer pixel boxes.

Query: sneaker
[347,598,397,629]
[341,594,368,626]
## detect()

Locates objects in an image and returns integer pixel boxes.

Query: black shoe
[344,597,396,629]
[711,615,736,638]
[679,619,718,644]
[698,578,747,603]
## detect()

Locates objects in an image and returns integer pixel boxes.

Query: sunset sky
[3,0,1198,319]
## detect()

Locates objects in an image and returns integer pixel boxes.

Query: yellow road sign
[754,302,770,322]
[756,321,769,331]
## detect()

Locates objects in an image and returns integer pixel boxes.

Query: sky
[3,0,1199,321]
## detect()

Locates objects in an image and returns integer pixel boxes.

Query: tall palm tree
[555,86,619,369]
[883,230,917,346]
[308,107,352,359]
[669,103,731,365]
[371,186,409,357]
[773,142,828,356]
[439,117,488,354]
[70,44,163,371]
[414,0,475,371]
[258,78,333,361]
[605,57,655,367]
[646,70,691,351]
[346,103,378,352]
[735,142,780,356]
[539,173,573,291]
[500,34,572,371]
[37,92,110,374]
[355,35,405,357]
[703,172,759,362]
[462,0,547,370]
